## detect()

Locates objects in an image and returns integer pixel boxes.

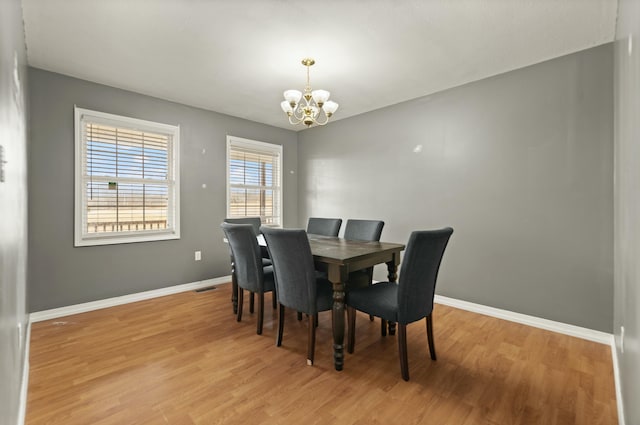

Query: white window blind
[227,136,282,226]
[75,107,180,246]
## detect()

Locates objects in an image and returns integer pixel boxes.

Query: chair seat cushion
[347,281,398,322]
[262,258,272,266]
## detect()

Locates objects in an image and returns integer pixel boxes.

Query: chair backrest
[221,222,265,293]
[397,227,453,324]
[344,219,385,242]
[307,217,342,237]
[260,227,318,315]
[224,217,262,236]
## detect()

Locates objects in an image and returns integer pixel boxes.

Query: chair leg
[257,293,264,335]
[249,292,255,314]
[231,268,238,314]
[315,313,319,328]
[381,319,387,337]
[231,276,235,303]
[347,306,356,353]
[426,313,437,360]
[276,304,285,347]
[369,281,374,321]
[307,314,317,365]
[389,321,396,336]
[398,323,409,381]
[272,291,277,309]
[297,312,303,321]
[236,289,244,322]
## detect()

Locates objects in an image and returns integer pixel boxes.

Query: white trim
[30,276,230,322]
[17,320,30,425]
[610,337,626,425]
[226,135,283,226]
[73,106,181,247]
[434,295,612,344]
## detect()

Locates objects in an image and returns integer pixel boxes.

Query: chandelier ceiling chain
[281,58,339,127]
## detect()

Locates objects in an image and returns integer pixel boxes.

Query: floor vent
[195,286,218,293]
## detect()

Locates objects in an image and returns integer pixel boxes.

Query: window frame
[74,107,181,247]
[226,135,283,227]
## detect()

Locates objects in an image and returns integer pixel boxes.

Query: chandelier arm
[313,111,330,126]
[288,115,303,125]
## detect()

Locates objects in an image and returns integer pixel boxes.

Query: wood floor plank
[27,283,618,424]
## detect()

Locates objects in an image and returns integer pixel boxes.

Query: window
[227,136,282,226]
[74,107,180,246]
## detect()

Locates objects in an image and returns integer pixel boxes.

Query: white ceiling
[21,0,618,131]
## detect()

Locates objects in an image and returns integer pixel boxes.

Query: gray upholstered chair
[343,219,385,289]
[306,217,342,237]
[224,217,269,264]
[344,219,385,322]
[224,217,272,313]
[223,217,262,235]
[306,217,342,313]
[346,227,453,381]
[221,222,275,335]
[344,219,384,241]
[260,226,333,365]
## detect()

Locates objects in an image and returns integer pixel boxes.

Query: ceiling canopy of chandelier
[280,58,339,127]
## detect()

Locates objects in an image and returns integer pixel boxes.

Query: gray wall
[0,0,29,423]
[298,45,613,332]
[28,68,298,312]
[614,0,640,423]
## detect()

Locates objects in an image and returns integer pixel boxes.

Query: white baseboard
[17,320,30,425]
[610,337,626,425]
[30,276,231,322]
[434,294,612,344]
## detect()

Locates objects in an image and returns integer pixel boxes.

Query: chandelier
[280,58,339,127]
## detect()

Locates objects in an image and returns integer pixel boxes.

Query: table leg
[328,265,347,371]
[386,258,398,283]
[387,257,399,336]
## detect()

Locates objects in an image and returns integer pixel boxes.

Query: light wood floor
[27,283,618,424]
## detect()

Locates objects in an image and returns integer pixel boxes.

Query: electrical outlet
[195,251,202,261]
[621,326,625,353]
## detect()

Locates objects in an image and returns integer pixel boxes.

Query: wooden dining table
[228,233,405,371]
[306,234,405,371]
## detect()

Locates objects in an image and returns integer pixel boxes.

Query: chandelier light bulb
[322,100,339,116]
[311,90,330,107]
[280,100,293,115]
[283,90,302,107]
